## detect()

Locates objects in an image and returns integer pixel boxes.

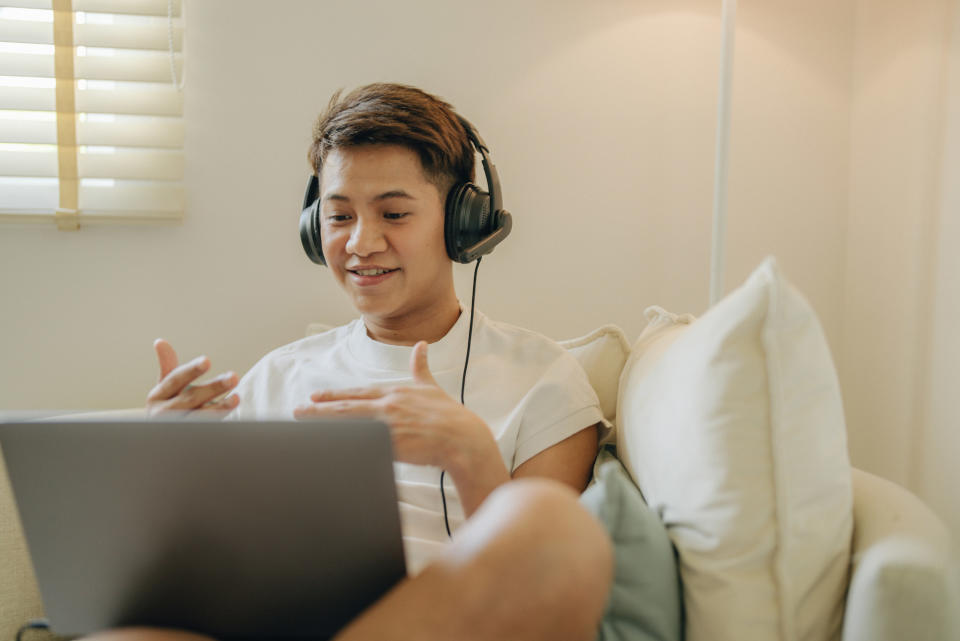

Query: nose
[345,216,387,257]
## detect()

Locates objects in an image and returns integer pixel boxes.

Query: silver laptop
[0,418,406,640]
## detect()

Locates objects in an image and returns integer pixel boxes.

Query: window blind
[0,0,184,229]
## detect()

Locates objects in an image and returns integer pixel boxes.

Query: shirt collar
[346,303,477,373]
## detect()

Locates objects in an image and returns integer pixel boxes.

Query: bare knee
[487,479,614,604]
[439,478,613,641]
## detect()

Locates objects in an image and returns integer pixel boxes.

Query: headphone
[299,116,513,266]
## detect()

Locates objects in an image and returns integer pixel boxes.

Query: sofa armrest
[842,468,959,641]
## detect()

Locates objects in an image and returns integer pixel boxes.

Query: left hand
[293,341,495,472]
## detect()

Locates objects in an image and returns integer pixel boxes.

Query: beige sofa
[2,414,956,641]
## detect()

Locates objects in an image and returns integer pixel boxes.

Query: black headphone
[299,116,512,266]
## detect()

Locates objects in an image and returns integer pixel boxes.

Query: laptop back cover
[0,419,406,639]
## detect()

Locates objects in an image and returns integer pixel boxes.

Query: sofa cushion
[580,446,682,641]
[616,257,853,641]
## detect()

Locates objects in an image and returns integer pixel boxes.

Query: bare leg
[80,478,613,641]
[334,478,613,641]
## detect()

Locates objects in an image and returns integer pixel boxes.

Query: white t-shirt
[228,308,604,574]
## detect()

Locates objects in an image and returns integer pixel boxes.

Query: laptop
[0,418,406,640]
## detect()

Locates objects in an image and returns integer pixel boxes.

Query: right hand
[146,338,240,417]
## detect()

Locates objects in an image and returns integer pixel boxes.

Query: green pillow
[580,447,683,641]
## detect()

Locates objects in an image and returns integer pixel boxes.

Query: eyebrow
[323,190,417,203]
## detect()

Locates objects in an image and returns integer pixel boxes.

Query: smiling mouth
[349,268,400,276]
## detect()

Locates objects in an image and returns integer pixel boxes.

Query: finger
[293,399,379,420]
[164,372,238,410]
[310,388,385,403]
[148,393,238,419]
[191,407,238,420]
[146,355,211,402]
[154,338,179,380]
[292,405,314,420]
[410,341,437,386]
[202,393,240,412]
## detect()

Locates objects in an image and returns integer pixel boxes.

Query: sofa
[2,258,957,641]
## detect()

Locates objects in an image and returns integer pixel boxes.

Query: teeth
[355,268,392,276]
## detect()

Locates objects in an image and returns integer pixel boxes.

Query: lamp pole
[710,0,737,306]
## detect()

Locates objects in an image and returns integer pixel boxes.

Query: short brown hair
[308,83,475,195]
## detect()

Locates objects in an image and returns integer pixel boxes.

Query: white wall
[919,0,960,543]
[841,0,953,492]
[0,0,856,414]
[726,0,854,356]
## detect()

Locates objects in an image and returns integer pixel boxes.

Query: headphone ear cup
[445,182,491,263]
[299,199,326,265]
[300,175,325,265]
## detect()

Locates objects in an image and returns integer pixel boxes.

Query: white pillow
[617,257,853,641]
[559,324,630,432]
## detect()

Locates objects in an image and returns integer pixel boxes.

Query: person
[101,83,613,641]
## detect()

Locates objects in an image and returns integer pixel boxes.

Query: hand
[293,342,510,514]
[294,341,487,468]
[146,338,239,417]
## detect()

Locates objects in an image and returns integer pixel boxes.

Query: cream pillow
[559,325,630,436]
[617,257,853,641]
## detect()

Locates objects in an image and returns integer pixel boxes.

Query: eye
[384,212,410,221]
[325,212,352,223]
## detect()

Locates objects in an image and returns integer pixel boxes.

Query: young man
[122,84,612,641]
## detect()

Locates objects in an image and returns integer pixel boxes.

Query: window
[0,0,184,230]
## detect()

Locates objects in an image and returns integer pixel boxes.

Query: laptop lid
[0,418,406,639]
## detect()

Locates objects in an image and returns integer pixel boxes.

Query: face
[319,144,455,325]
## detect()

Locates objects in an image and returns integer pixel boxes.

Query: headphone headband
[455,116,503,215]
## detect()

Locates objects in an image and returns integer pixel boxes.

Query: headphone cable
[16,619,49,641]
[440,256,482,538]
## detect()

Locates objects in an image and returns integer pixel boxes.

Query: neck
[363,294,462,346]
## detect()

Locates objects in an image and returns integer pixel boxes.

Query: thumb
[410,341,437,386]
[154,338,179,380]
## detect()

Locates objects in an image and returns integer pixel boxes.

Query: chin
[350,291,404,320]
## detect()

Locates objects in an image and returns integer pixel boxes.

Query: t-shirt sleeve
[511,350,604,470]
